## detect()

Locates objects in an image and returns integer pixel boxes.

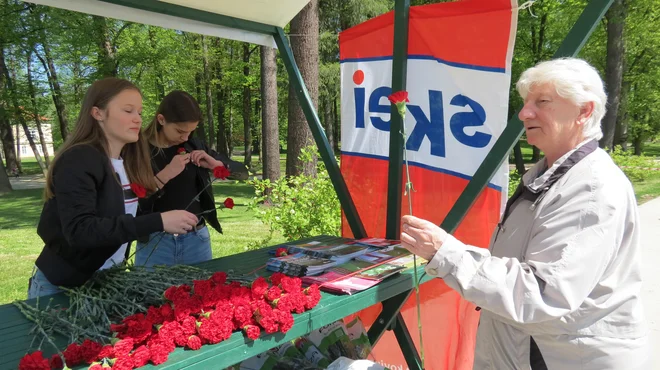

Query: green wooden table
[0,236,431,369]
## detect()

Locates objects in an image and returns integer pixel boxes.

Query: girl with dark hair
[137,90,247,268]
[30,78,199,298]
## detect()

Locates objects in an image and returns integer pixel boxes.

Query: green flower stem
[400,115,425,368]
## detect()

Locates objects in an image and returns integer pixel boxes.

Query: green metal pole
[273,28,367,239]
[392,314,423,370]
[367,289,412,345]
[385,0,411,240]
[440,0,614,234]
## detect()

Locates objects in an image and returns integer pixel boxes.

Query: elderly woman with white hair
[401,58,649,369]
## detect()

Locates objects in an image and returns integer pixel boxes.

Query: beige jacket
[425,141,650,369]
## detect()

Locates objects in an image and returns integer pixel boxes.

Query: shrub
[246,146,341,249]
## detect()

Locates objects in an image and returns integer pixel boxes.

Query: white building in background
[0,123,55,160]
[15,124,55,159]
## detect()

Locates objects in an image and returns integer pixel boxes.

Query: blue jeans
[135,226,213,268]
[28,267,62,299]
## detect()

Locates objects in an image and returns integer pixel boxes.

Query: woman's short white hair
[516,57,607,141]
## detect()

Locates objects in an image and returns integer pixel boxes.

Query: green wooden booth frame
[69,0,615,368]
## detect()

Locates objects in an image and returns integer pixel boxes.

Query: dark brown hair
[45,78,157,199]
[143,90,202,147]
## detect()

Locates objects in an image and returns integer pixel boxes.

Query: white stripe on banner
[341,59,511,190]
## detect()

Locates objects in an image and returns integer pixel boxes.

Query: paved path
[8,174,45,190]
[639,196,660,369]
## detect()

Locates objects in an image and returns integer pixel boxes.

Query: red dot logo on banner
[353,69,365,85]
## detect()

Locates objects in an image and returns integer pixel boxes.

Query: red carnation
[177,147,186,155]
[186,335,202,350]
[269,272,286,286]
[80,339,103,364]
[232,303,253,329]
[213,166,231,179]
[387,90,409,104]
[49,354,63,370]
[113,338,135,357]
[259,315,280,334]
[97,345,115,360]
[158,321,185,347]
[132,345,151,368]
[63,343,83,367]
[160,303,175,321]
[129,183,147,199]
[280,276,302,294]
[275,247,288,257]
[222,197,235,209]
[148,342,173,366]
[179,316,198,336]
[265,286,282,302]
[243,325,261,340]
[211,271,227,285]
[89,365,104,370]
[18,351,50,370]
[304,284,322,310]
[273,309,294,333]
[197,317,232,344]
[109,323,127,334]
[193,279,214,298]
[121,316,153,344]
[111,355,134,370]
[388,90,410,119]
[146,305,164,325]
[271,294,294,313]
[251,277,269,300]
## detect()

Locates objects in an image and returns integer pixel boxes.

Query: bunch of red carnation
[19,272,321,370]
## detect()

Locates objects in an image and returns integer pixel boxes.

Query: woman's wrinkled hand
[400,215,448,261]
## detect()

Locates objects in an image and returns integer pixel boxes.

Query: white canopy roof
[26,0,312,47]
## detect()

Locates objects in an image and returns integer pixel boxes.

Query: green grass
[632,172,660,204]
[641,141,660,158]
[16,158,44,176]
[0,182,284,305]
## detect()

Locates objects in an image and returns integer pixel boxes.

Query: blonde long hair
[45,78,157,199]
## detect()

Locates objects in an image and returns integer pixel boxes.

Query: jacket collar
[522,139,599,194]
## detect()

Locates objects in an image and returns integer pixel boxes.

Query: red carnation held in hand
[223,197,235,209]
[213,166,231,179]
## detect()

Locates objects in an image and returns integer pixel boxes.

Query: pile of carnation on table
[18,270,321,370]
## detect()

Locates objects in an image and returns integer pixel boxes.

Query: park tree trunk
[193,71,208,145]
[213,39,229,156]
[0,154,12,193]
[31,7,70,141]
[613,79,629,150]
[0,45,19,173]
[4,53,47,174]
[148,26,165,100]
[93,16,118,78]
[243,44,253,167]
[202,36,215,150]
[600,0,625,150]
[286,0,319,177]
[261,46,280,191]
[27,53,50,167]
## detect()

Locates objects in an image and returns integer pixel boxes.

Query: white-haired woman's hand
[400,215,448,261]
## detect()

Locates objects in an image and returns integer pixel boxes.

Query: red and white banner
[339,0,518,368]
